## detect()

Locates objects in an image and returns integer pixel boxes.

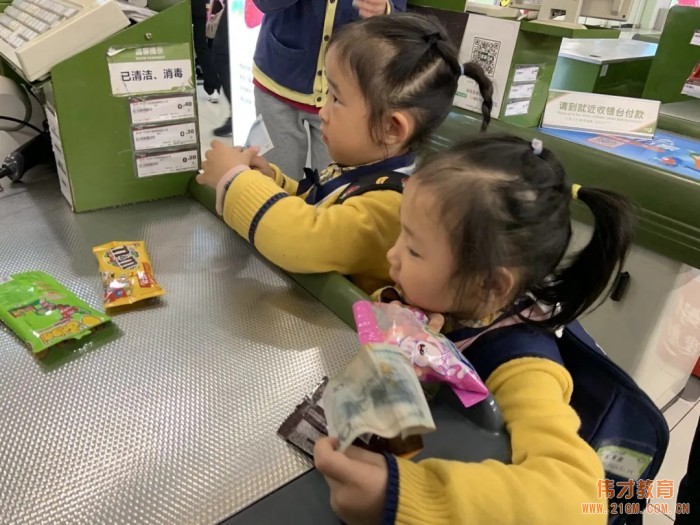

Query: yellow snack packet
[93,241,165,308]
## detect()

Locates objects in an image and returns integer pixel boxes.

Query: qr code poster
[471,38,501,77]
[454,15,520,117]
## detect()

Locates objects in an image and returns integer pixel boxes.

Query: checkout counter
[0,165,510,524]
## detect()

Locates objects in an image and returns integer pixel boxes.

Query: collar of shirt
[303,152,416,205]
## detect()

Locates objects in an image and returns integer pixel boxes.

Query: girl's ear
[481,267,517,311]
[383,110,415,146]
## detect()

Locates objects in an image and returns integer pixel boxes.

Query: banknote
[244,114,274,155]
[323,343,436,452]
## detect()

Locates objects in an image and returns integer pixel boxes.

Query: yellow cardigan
[221,163,405,294]
[385,357,607,525]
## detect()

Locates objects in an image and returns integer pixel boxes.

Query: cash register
[0,0,129,82]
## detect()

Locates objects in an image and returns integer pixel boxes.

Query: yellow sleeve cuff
[394,458,452,522]
[389,358,606,525]
[270,163,300,195]
[222,170,288,240]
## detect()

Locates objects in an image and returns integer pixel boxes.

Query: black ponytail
[461,62,493,131]
[533,188,636,327]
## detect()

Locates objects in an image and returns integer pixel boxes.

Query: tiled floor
[644,376,699,524]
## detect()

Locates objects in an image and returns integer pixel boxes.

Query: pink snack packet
[353,301,489,408]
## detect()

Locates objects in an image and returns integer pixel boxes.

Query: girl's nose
[387,243,399,269]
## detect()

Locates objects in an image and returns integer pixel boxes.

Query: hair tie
[423,32,441,46]
[571,184,582,200]
[531,138,543,156]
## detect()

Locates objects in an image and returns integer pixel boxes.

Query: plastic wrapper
[0,271,111,357]
[353,301,489,408]
[93,241,165,308]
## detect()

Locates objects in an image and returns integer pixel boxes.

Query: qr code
[471,37,500,77]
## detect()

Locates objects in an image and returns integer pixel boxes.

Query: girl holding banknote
[314,135,636,525]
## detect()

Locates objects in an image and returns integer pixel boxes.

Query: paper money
[244,114,274,155]
[323,343,436,452]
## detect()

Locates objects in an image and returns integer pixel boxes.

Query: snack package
[353,301,489,408]
[277,377,329,457]
[0,271,111,357]
[93,241,165,308]
[277,377,424,459]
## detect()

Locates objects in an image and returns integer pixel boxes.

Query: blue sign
[539,128,700,182]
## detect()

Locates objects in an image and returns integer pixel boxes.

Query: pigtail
[461,62,493,131]
[534,187,636,327]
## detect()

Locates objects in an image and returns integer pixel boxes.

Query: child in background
[314,135,636,525]
[196,14,493,294]
[250,0,406,175]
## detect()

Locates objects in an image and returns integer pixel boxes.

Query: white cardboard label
[52,141,66,169]
[56,161,73,206]
[132,122,198,151]
[135,149,199,178]
[597,446,652,480]
[542,90,660,138]
[108,59,193,96]
[45,105,60,138]
[513,65,539,83]
[691,30,700,46]
[508,83,535,100]
[130,95,196,124]
[682,82,700,99]
[504,99,530,116]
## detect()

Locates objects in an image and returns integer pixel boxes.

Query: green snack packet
[0,271,111,357]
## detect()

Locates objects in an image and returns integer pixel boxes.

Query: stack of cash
[323,343,436,452]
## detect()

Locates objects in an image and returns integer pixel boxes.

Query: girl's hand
[197,141,259,189]
[314,437,388,525]
[250,154,275,179]
[354,0,387,18]
[427,312,445,332]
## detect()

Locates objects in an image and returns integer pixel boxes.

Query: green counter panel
[499,27,563,128]
[643,6,700,104]
[552,57,653,99]
[49,1,197,212]
[659,101,700,140]
[518,22,619,40]
[423,110,700,270]
[633,34,661,45]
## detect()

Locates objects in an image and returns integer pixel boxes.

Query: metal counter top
[559,38,658,64]
[0,169,359,524]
